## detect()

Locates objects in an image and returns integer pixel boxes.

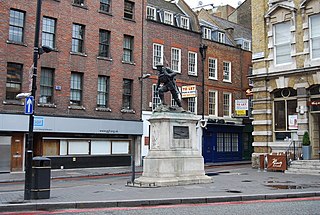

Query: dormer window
[146,6,156,20]
[218,32,225,43]
[203,27,211,40]
[181,17,189,29]
[164,11,173,25]
[243,40,251,51]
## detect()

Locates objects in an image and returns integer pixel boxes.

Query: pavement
[0,162,320,213]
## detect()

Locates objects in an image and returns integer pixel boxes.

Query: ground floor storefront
[0,114,142,173]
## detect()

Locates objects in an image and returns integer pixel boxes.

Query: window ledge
[223,80,232,83]
[121,109,135,114]
[188,73,198,76]
[95,107,112,112]
[209,77,218,81]
[37,103,57,108]
[68,105,86,110]
[6,40,27,47]
[97,56,113,61]
[70,52,87,57]
[72,3,88,10]
[123,17,136,23]
[3,100,24,106]
[122,61,135,65]
[98,10,112,16]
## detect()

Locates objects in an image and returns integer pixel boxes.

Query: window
[217,133,239,152]
[181,17,189,29]
[223,61,231,82]
[6,63,22,100]
[208,90,217,116]
[164,11,173,25]
[223,93,232,117]
[208,58,217,79]
[188,97,197,114]
[274,88,297,140]
[123,35,133,62]
[218,32,225,43]
[9,9,25,43]
[243,40,251,51]
[100,0,111,13]
[42,17,56,49]
[70,72,83,105]
[40,68,54,104]
[171,48,181,73]
[152,84,161,110]
[203,27,211,40]
[122,79,132,110]
[153,43,163,68]
[124,0,134,20]
[73,0,84,6]
[72,23,85,53]
[97,76,109,108]
[274,21,291,64]
[146,6,156,20]
[188,51,197,75]
[99,29,110,58]
[310,14,320,59]
[248,67,253,86]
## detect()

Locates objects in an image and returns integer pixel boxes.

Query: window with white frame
[188,97,197,114]
[40,68,54,104]
[70,72,83,106]
[203,27,211,40]
[123,35,134,63]
[218,32,225,43]
[188,51,197,76]
[310,14,320,59]
[223,61,231,82]
[72,23,85,53]
[243,40,251,51]
[274,21,291,64]
[42,17,56,49]
[97,75,109,108]
[171,48,181,73]
[9,9,25,43]
[208,58,217,79]
[164,11,173,25]
[171,87,181,107]
[153,43,163,68]
[208,90,217,116]
[146,6,156,20]
[223,93,232,117]
[181,17,189,29]
[248,67,253,86]
[152,84,161,110]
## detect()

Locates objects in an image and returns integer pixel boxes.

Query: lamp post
[199,44,207,121]
[24,0,48,200]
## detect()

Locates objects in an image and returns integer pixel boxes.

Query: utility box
[31,157,51,199]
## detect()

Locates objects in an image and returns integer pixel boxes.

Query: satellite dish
[198,1,203,6]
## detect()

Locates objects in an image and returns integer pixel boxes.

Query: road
[1,197,319,215]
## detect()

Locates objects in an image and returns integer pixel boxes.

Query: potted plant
[302,131,311,160]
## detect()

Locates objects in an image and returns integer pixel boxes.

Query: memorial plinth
[135,109,212,187]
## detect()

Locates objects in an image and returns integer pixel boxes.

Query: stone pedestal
[135,110,212,186]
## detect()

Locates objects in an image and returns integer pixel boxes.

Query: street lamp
[199,44,207,124]
[24,0,53,200]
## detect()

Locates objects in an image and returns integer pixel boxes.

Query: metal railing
[285,141,302,166]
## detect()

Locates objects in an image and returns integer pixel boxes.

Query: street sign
[24,96,34,115]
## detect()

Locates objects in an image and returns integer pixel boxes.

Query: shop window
[91,140,111,155]
[273,88,297,140]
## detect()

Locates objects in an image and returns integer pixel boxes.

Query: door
[0,136,11,173]
[11,134,23,172]
[203,132,215,163]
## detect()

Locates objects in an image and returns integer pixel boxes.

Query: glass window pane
[274,100,285,131]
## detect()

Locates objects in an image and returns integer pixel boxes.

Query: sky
[184,0,244,9]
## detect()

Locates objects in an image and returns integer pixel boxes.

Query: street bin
[31,157,51,199]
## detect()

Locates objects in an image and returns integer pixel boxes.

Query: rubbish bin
[31,157,51,199]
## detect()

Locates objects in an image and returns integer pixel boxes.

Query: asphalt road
[2,197,319,215]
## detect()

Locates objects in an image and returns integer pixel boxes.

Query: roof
[148,0,183,15]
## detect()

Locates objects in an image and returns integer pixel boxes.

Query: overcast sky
[184,0,244,9]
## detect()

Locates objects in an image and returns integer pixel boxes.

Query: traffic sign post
[25,96,34,115]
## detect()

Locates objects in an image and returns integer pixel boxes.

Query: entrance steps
[285,160,320,176]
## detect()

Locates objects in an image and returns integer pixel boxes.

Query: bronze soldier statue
[156,65,182,107]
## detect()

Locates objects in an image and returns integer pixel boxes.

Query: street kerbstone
[180,197,207,204]
[286,192,316,198]
[0,203,37,212]
[35,202,76,211]
[76,201,118,209]
[265,193,288,200]
[148,198,181,206]
[207,195,242,203]
[241,194,266,201]
[117,200,150,207]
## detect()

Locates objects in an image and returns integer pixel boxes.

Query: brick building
[251,0,320,166]
[197,8,253,162]
[0,0,144,172]
[140,0,203,158]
